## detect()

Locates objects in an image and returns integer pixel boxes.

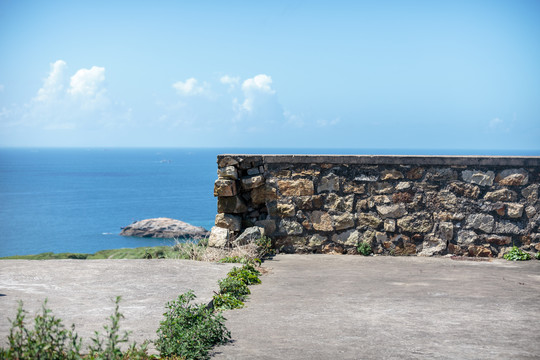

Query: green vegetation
[254,236,274,258]
[155,291,230,360]
[357,241,373,256]
[0,243,207,260]
[0,298,152,360]
[1,237,268,359]
[213,264,261,311]
[503,246,532,261]
[227,264,261,285]
[218,256,261,265]
[536,252,540,260]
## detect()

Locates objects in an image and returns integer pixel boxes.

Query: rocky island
[120,218,209,239]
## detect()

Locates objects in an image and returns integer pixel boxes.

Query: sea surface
[1,147,538,257]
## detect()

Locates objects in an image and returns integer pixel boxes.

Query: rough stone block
[481,234,511,246]
[506,203,524,218]
[494,221,521,234]
[357,213,383,229]
[406,167,424,180]
[384,219,396,232]
[247,167,260,175]
[333,212,355,230]
[318,173,341,193]
[278,179,314,196]
[468,245,492,257]
[218,156,240,168]
[251,184,278,204]
[217,166,238,180]
[217,196,248,214]
[215,213,242,231]
[448,181,480,199]
[461,170,495,186]
[208,226,229,248]
[419,235,447,256]
[457,230,478,246]
[308,234,326,247]
[235,226,265,246]
[241,175,265,190]
[522,184,539,203]
[279,219,304,235]
[496,168,529,186]
[332,230,361,246]
[325,193,354,213]
[465,213,495,233]
[395,181,412,191]
[343,181,365,194]
[484,189,518,202]
[308,211,334,231]
[376,203,407,219]
[277,202,296,217]
[369,182,394,195]
[214,179,237,197]
[436,190,458,211]
[380,169,404,180]
[397,213,433,233]
[525,205,536,218]
[425,168,457,182]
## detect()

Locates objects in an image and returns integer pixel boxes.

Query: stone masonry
[209,155,540,257]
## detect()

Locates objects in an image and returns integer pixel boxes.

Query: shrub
[212,293,244,311]
[218,277,250,300]
[227,265,261,285]
[0,297,153,360]
[1,300,82,359]
[155,291,230,359]
[88,296,133,358]
[536,252,540,260]
[503,246,532,261]
[255,236,274,258]
[357,241,373,256]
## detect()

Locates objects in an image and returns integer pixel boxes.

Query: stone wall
[209,155,540,257]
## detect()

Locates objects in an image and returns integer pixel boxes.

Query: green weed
[503,246,532,261]
[155,291,230,360]
[357,241,373,256]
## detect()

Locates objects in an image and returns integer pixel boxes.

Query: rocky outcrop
[120,218,208,239]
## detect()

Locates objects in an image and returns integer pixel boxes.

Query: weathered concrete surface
[0,260,234,350]
[213,255,540,360]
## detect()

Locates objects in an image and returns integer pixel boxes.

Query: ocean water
[0,147,538,257]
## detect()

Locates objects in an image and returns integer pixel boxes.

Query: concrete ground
[1,256,539,359]
[212,255,540,360]
[0,259,235,351]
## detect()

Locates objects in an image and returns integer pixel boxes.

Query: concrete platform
[212,255,540,360]
[0,259,235,350]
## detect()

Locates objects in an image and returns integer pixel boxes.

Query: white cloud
[0,84,4,92]
[67,66,107,110]
[220,75,240,92]
[172,78,206,96]
[240,74,276,112]
[68,66,105,97]
[35,60,67,103]
[220,75,239,86]
[0,60,125,135]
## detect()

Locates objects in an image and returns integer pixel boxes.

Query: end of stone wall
[210,154,540,258]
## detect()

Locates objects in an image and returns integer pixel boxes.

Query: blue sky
[0,0,539,151]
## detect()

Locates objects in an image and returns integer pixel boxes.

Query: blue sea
[1,147,538,257]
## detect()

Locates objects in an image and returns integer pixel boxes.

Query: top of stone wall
[218,154,540,167]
